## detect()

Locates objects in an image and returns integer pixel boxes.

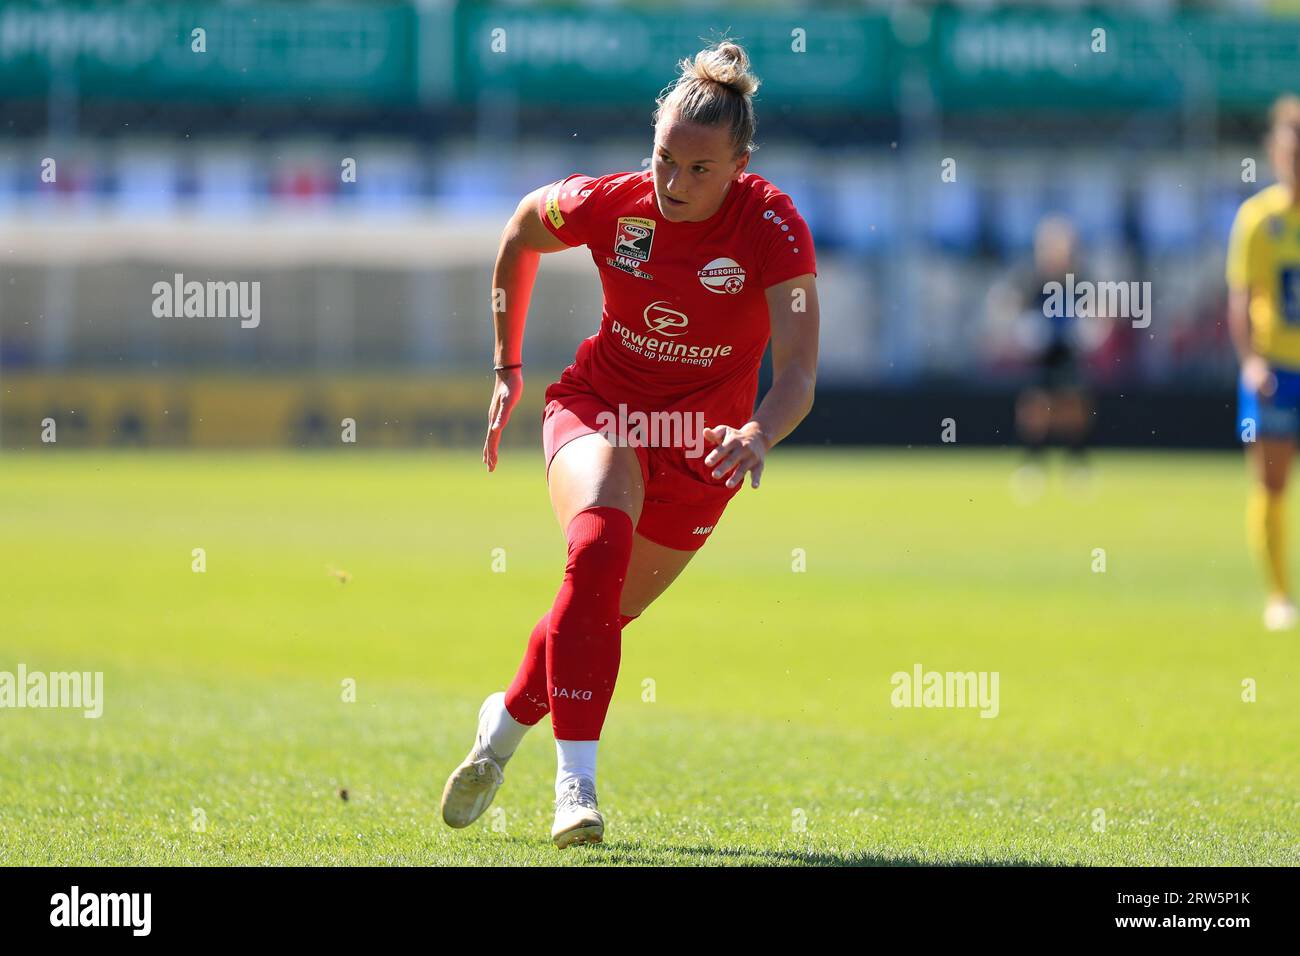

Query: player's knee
[617,596,646,619]
[564,506,634,586]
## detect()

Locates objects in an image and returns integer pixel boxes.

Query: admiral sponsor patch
[614,216,656,263]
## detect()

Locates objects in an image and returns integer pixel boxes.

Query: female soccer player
[440,40,820,846]
[1228,94,1300,631]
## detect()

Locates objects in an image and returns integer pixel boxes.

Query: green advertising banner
[1183,13,1300,108]
[0,1,418,102]
[455,4,1300,114]
[0,2,1294,113]
[453,6,895,108]
[929,7,1300,111]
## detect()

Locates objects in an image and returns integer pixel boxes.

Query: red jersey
[536,169,817,434]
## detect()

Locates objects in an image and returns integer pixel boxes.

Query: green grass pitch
[0,448,1295,865]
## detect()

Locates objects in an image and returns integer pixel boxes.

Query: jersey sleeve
[1225,198,1266,290]
[758,191,818,289]
[537,173,602,248]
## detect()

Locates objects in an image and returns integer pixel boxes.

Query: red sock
[504,607,641,727]
[503,506,640,729]
[544,506,634,740]
[501,606,639,723]
[503,611,552,725]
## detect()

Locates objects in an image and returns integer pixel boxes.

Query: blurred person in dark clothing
[987,215,1109,494]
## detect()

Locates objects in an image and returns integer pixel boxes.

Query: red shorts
[541,379,741,551]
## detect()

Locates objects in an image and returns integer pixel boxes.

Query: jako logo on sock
[553,687,593,701]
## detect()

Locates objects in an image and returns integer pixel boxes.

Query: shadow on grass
[482,836,1054,867]
[586,842,1057,866]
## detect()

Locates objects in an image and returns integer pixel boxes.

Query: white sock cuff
[555,738,599,790]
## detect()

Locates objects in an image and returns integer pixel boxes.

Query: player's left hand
[703,422,769,490]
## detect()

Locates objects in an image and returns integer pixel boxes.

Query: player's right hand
[483,368,523,472]
[1243,355,1277,398]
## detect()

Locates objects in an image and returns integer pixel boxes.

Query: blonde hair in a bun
[654,39,759,157]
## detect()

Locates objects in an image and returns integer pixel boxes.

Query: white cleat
[1263,597,1298,632]
[440,693,507,829]
[551,777,604,848]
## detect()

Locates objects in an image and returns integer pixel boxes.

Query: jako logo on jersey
[698,258,747,294]
[615,216,656,263]
[553,687,593,701]
[692,526,714,535]
[643,300,689,337]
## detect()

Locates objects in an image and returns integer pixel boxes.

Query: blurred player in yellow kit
[1227,94,1300,631]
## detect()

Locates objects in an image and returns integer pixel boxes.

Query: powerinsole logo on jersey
[698,257,746,294]
[609,301,733,367]
[644,301,688,336]
[614,217,655,262]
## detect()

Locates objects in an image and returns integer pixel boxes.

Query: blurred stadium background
[1,0,1298,449]
[5,0,1300,869]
